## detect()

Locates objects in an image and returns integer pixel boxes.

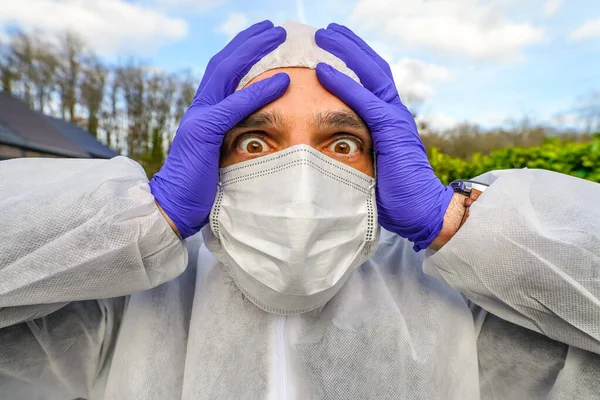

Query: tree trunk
[1,72,13,94]
[87,112,99,137]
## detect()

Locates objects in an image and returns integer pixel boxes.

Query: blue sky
[2,0,600,131]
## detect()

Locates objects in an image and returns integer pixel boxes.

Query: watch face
[450,180,489,195]
[450,180,468,192]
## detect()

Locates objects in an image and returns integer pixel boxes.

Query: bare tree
[5,30,58,113]
[80,56,107,137]
[174,71,197,122]
[171,71,197,146]
[0,33,20,95]
[56,32,84,122]
[10,31,37,108]
[116,63,147,158]
[33,44,59,114]
[142,71,177,175]
[100,69,122,151]
[576,91,600,134]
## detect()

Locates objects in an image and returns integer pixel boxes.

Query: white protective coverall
[1,157,600,400]
[1,22,600,400]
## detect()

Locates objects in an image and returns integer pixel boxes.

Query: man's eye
[237,137,270,154]
[329,138,359,155]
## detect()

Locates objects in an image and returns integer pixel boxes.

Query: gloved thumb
[215,72,291,130]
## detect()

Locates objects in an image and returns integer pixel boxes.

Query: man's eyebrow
[311,111,367,131]
[233,110,286,130]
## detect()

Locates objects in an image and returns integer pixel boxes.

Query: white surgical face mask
[202,144,380,315]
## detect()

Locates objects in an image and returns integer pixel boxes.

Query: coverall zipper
[275,315,288,400]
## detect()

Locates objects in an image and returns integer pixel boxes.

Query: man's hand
[148,21,290,239]
[315,24,454,251]
[428,194,467,251]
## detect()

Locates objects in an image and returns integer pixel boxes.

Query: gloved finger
[197,26,286,105]
[315,29,399,104]
[315,62,385,128]
[326,23,394,82]
[317,63,417,141]
[213,72,290,132]
[195,20,274,97]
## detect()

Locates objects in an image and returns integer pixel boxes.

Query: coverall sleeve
[422,169,600,354]
[0,156,187,397]
[0,156,187,323]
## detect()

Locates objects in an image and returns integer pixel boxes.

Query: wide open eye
[237,137,271,154]
[329,138,359,155]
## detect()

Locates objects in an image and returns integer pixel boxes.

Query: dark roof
[0,119,27,148]
[44,116,118,159]
[0,91,90,158]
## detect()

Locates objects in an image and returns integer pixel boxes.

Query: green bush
[429,135,600,185]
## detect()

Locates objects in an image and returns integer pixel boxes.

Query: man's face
[220,68,374,176]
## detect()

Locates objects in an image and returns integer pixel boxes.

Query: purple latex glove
[315,24,454,251]
[149,21,290,239]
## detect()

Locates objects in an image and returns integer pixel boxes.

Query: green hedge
[428,135,600,185]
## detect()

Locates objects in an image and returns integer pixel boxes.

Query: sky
[1,0,599,131]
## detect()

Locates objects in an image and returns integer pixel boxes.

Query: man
[0,21,599,399]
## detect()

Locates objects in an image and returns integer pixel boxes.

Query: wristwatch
[449,180,489,228]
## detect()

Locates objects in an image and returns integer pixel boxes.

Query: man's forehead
[234,109,366,131]
[237,68,368,132]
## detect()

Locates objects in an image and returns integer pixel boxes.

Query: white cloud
[0,0,188,55]
[349,0,545,61]
[366,40,394,64]
[542,0,561,17]
[569,18,600,42]
[151,0,221,10]
[418,112,457,131]
[390,58,450,104]
[216,12,249,39]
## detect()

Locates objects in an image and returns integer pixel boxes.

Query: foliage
[429,134,600,185]
[420,120,593,160]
